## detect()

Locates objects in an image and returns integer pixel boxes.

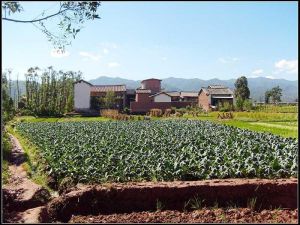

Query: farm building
[129,79,195,113]
[74,79,234,114]
[74,80,134,112]
[198,85,234,111]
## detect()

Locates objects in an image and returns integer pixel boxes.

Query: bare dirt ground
[2,134,51,223]
[70,208,298,223]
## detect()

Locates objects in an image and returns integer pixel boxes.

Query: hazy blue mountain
[89,76,140,89]
[8,76,298,102]
[90,76,298,102]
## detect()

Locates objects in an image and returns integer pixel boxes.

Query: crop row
[16,120,298,183]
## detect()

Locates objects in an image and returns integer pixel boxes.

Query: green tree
[2,1,101,50]
[104,91,116,109]
[267,86,282,104]
[24,66,82,116]
[234,76,250,101]
[243,99,253,111]
[265,90,271,104]
[235,97,244,111]
[2,72,15,123]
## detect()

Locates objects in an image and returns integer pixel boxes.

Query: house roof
[201,85,233,95]
[91,85,126,92]
[74,79,93,86]
[166,91,181,97]
[136,89,151,94]
[180,92,199,97]
[149,91,172,98]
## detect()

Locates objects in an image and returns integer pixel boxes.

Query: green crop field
[16,120,298,183]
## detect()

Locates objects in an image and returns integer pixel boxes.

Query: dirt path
[3,134,51,223]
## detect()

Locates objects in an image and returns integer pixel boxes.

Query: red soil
[70,208,298,223]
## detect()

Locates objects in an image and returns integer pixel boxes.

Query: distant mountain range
[8,76,298,102]
[89,76,298,102]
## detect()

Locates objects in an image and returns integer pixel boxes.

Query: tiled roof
[136,89,151,94]
[91,85,126,92]
[180,92,199,97]
[74,79,93,86]
[202,87,233,95]
[149,92,172,97]
[166,91,181,97]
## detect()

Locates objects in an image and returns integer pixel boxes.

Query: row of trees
[265,86,282,104]
[234,76,283,110]
[2,72,15,123]
[24,67,82,116]
[2,67,83,119]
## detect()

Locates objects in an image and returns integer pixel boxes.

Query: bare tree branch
[2,8,71,23]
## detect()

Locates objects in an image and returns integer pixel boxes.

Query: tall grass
[255,105,298,113]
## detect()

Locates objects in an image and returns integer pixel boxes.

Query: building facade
[198,85,234,111]
[74,79,234,114]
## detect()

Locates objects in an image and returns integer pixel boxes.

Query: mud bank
[46,178,297,222]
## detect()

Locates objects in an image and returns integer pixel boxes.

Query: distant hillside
[90,76,298,102]
[9,76,298,102]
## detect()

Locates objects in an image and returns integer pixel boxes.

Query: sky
[2,1,298,81]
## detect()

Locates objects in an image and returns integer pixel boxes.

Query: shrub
[219,101,232,112]
[235,97,244,111]
[243,99,253,111]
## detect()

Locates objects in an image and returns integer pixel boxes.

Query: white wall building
[74,80,91,111]
[151,92,171,102]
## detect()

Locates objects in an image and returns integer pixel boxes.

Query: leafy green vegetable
[16,120,298,183]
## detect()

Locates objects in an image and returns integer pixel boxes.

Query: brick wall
[198,91,210,111]
[141,80,161,93]
[136,93,152,103]
[130,101,194,113]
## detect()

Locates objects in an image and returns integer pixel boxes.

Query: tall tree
[2,1,101,51]
[234,76,250,101]
[265,90,271,104]
[2,72,15,123]
[24,66,82,116]
[267,86,282,104]
[265,86,282,104]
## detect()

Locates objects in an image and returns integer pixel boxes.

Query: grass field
[184,111,298,138]
[9,110,298,139]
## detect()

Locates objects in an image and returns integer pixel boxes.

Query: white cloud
[50,49,70,58]
[265,75,275,79]
[108,62,120,68]
[275,59,298,74]
[248,75,259,78]
[103,48,109,54]
[252,69,264,75]
[218,57,239,64]
[79,51,101,61]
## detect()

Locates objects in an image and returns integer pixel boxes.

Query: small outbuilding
[198,85,234,111]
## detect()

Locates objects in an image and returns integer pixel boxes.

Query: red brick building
[130,78,195,113]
